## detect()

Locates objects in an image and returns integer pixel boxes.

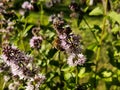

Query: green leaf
[61,64,74,72]
[78,67,86,78]
[112,26,120,34]
[108,11,120,24]
[85,49,94,60]
[61,64,70,72]
[113,40,120,46]
[89,7,103,16]
[49,60,59,66]
[46,72,55,82]
[94,25,102,33]
[77,14,83,27]
[102,71,112,77]
[46,48,58,59]
[87,43,98,51]
[22,25,33,37]
[64,73,72,80]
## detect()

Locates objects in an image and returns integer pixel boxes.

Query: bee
[52,37,64,51]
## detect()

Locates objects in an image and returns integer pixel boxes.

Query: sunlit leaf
[111,26,120,34]
[102,71,112,77]
[78,67,86,78]
[22,25,33,37]
[64,73,72,80]
[61,64,70,72]
[89,7,103,16]
[87,43,98,51]
[108,11,120,24]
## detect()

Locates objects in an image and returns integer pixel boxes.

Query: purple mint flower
[30,36,43,49]
[67,53,86,66]
[1,45,34,79]
[22,1,33,10]
[1,44,45,88]
[22,1,29,9]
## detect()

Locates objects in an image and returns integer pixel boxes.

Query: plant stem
[39,50,48,73]
[40,2,44,24]
[94,47,100,88]
[20,38,25,51]
[95,0,108,89]
[76,66,79,85]
[116,59,119,90]
[20,17,28,51]
[58,51,63,88]
[2,81,6,90]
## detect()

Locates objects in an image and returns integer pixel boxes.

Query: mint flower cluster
[50,14,86,66]
[1,44,45,89]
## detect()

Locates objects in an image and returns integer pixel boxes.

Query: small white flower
[34,74,46,86]
[1,54,14,66]
[25,82,34,90]
[4,75,10,82]
[45,1,53,8]
[61,40,70,50]
[27,3,34,10]
[59,33,67,40]
[67,53,75,66]
[22,1,30,9]
[1,54,7,63]
[22,1,33,10]
[75,53,86,65]
[67,53,86,66]
[0,2,3,6]
[89,0,94,6]
[9,82,19,90]
[9,83,15,90]
[19,9,25,16]
[49,14,56,22]
[11,64,21,75]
